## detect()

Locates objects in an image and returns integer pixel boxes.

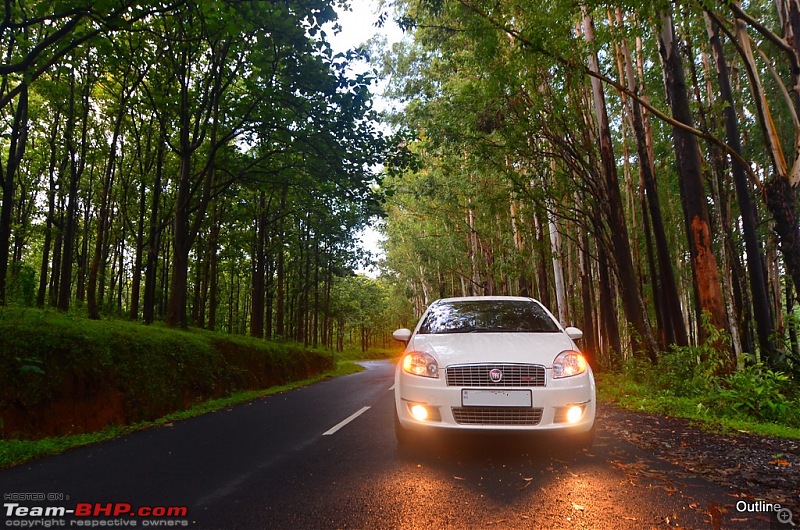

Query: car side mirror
[393,328,412,343]
[564,326,583,340]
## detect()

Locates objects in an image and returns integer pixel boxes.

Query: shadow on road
[395,429,592,465]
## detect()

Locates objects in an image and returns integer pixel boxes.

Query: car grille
[452,407,544,426]
[446,364,546,387]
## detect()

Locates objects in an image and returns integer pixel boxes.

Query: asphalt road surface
[0,361,789,529]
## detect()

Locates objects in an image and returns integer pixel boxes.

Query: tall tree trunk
[598,250,622,364]
[0,82,28,305]
[534,207,551,308]
[130,177,147,321]
[616,7,687,347]
[579,230,596,367]
[49,204,64,307]
[250,193,267,338]
[208,202,221,331]
[75,169,93,304]
[143,140,164,325]
[58,71,90,312]
[88,116,122,319]
[275,185,288,336]
[707,13,770,358]
[585,11,658,361]
[548,200,567,323]
[37,114,61,308]
[728,7,800,308]
[167,154,192,328]
[658,10,730,361]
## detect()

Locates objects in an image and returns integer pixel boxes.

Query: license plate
[462,389,532,407]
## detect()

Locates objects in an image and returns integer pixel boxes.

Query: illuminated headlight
[552,350,587,378]
[402,352,439,378]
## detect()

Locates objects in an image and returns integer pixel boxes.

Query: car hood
[408,332,576,367]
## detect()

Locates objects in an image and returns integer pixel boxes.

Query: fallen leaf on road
[770,459,791,467]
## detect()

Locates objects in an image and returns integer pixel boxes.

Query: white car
[393,296,596,447]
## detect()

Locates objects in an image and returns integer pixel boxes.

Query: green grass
[0,360,367,469]
[597,371,800,439]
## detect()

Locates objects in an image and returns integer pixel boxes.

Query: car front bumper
[395,368,596,433]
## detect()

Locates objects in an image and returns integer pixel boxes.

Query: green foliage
[711,359,799,425]
[607,328,800,430]
[0,307,334,439]
[7,264,36,307]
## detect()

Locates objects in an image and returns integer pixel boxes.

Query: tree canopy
[0,0,395,348]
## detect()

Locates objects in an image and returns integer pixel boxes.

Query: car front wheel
[573,424,596,449]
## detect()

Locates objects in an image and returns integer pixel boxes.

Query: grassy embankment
[0,307,397,468]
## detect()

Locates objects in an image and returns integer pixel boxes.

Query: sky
[326,0,403,277]
[328,0,401,56]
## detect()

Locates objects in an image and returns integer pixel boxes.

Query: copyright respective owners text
[3,493,194,527]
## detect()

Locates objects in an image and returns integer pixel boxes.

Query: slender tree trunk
[275,185,288,336]
[76,169,93,304]
[548,201,567,323]
[579,230,596,367]
[585,11,658,361]
[58,72,90,312]
[130,177,147,320]
[37,116,60,308]
[617,7,687,347]
[534,207,551,308]
[143,140,164,325]
[250,193,267,338]
[167,158,192,328]
[598,250,622,364]
[88,122,121,319]
[208,202,221,331]
[49,205,64,308]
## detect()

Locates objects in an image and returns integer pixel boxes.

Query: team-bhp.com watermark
[3,494,191,527]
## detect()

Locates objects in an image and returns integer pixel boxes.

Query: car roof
[431,296,540,304]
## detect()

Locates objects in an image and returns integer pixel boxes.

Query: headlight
[552,350,587,378]
[402,352,439,378]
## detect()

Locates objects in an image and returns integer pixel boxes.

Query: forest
[377,0,800,376]
[4,0,800,381]
[0,0,410,352]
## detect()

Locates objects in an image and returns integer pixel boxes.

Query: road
[0,360,788,529]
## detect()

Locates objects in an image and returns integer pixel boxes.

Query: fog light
[566,405,584,424]
[410,404,429,421]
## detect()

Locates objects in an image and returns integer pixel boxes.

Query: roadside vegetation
[0,306,399,468]
[598,324,800,440]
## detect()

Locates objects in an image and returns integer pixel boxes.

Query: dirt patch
[1,387,127,438]
[599,405,800,509]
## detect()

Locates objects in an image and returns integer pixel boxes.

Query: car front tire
[573,424,596,449]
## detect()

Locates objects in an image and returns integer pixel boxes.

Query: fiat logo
[489,369,503,383]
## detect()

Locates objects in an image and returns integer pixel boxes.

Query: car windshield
[417,300,560,334]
